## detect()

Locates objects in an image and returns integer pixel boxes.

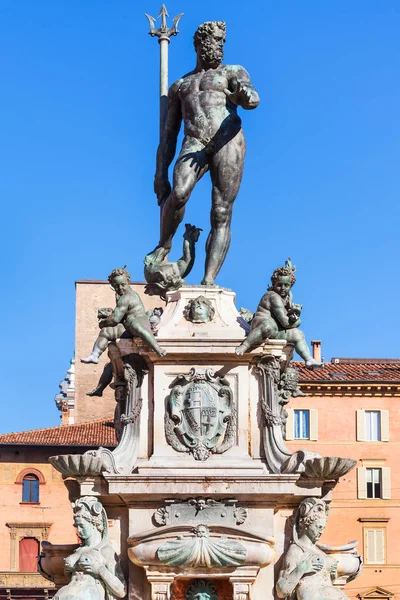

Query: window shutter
[365,528,376,564]
[356,409,365,441]
[309,409,318,441]
[357,467,367,499]
[375,529,385,564]
[380,410,390,442]
[285,408,294,441]
[382,467,391,499]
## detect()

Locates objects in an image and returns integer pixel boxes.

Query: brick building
[0,282,399,599]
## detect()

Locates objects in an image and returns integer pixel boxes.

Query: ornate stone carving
[153,498,247,527]
[184,296,215,324]
[276,498,362,600]
[52,497,126,600]
[186,580,218,600]
[157,525,247,568]
[50,344,147,477]
[302,457,357,480]
[165,368,236,460]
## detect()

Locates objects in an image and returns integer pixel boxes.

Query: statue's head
[269,258,296,299]
[193,21,226,69]
[72,496,108,543]
[193,524,210,538]
[184,296,215,324]
[295,498,328,544]
[108,266,131,296]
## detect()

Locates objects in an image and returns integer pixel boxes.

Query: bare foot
[201,278,216,286]
[81,354,99,364]
[86,387,103,397]
[305,358,323,369]
[157,348,168,357]
[235,345,246,356]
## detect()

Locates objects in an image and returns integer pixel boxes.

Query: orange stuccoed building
[0,283,399,600]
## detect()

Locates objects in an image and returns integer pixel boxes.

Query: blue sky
[1,1,399,433]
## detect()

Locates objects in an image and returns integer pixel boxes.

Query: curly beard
[199,42,224,68]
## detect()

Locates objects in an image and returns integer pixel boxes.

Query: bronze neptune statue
[152,20,260,285]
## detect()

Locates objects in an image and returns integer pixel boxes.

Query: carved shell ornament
[157,524,247,568]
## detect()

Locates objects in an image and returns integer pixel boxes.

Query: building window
[365,411,381,441]
[366,468,382,498]
[285,408,318,441]
[356,409,389,442]
[22,475,39,503]
[357,466,391,499]
[294,410,309,439]
[364,528,386,564]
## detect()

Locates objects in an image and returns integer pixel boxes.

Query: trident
[145,5,183,138]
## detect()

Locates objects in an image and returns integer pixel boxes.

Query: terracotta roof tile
[0,419,116,447]
[296,361,400,383]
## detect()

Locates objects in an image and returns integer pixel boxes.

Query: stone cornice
[299,382,400,396]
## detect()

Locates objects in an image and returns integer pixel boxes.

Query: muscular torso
[175,65,242,142]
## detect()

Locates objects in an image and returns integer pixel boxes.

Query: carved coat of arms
[165,368,236,461]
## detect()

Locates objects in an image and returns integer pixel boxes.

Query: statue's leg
[203,131,246,285]
[86,362,113,396]
[127,319,167,357]
[285,329,320,367]
[159,138,208,250]
[81,325,125,364]
[235,318,278,355]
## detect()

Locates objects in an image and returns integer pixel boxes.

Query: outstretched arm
[155,81,182,205]
[225,65,260,110]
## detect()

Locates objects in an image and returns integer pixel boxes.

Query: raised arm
[96,547,126,599]
[154,80,183,205]
[225,65,260,110]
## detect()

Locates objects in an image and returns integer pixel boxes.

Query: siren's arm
[276,547,308,599]
[99,547,127,599]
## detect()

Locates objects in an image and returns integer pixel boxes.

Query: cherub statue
[144,224,201,298]
[81,267,166,364]
[276,498,360,600]
[55,496,126,600]
[235,259,321,368]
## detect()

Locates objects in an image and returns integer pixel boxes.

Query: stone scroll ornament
[54,497,126,600]
[165,368,236,461]
[157,524,247,568]
[50,344,147,477]
[276,498,362,600]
